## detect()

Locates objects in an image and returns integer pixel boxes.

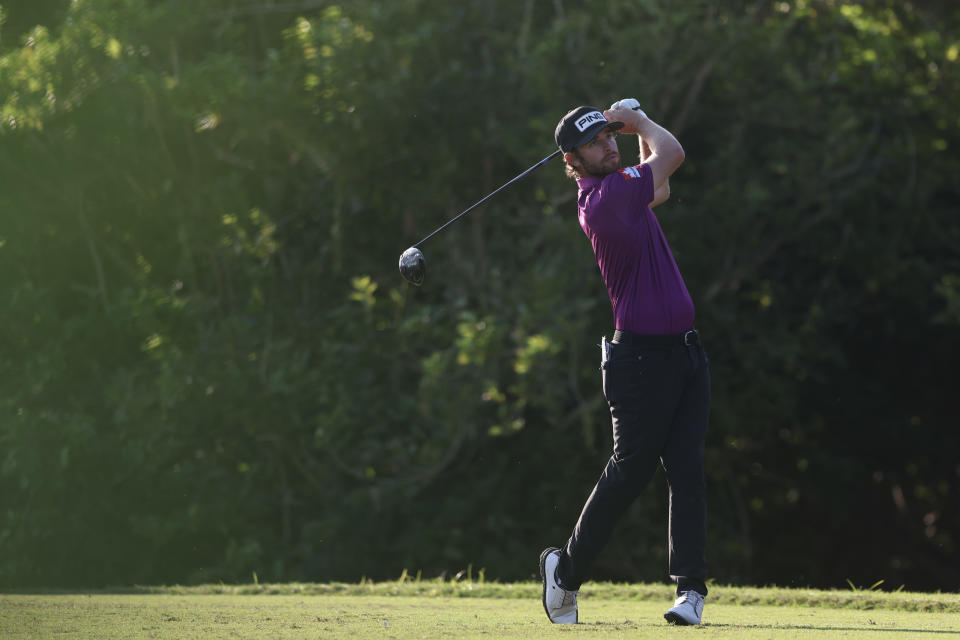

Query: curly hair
[563,151,583,180]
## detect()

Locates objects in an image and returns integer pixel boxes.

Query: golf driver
[399,149,562,285]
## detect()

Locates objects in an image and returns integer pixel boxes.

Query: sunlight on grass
[1,591,958,640]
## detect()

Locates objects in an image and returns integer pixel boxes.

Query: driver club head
[398,246,425,286]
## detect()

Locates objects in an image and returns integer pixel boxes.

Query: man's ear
[564,151,579,170]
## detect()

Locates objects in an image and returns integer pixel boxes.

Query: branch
[517,0,535,58]
[212,1,333,20]
[671,53,722,135]
[703,118,883,302]
[670,0,770,135]
[76,197,110,313]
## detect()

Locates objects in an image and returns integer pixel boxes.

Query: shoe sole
[664,611,698,625]
[539,547,560,623]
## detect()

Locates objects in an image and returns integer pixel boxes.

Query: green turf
[2,583,958,639]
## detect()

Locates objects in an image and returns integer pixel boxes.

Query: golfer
[540,101,710,626]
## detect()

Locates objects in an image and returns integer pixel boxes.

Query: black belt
[612,328,700,347]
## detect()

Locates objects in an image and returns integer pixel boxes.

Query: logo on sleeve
[618,166,644,180]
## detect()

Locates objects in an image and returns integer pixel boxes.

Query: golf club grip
[413,150,562,248]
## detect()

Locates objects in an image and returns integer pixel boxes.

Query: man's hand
[604,99,685,197]
[609,99,653,162]
[610,98,647,117]
[603,106,646,135]
[606,98,647,134]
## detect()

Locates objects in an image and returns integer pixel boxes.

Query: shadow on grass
[580,620,960,635]
[705,623,960,635]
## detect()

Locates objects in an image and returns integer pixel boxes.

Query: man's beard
[576,151,620,178]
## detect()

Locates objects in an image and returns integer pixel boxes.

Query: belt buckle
[683,330,698,346]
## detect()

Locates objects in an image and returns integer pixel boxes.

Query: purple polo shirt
[577,163,695,335]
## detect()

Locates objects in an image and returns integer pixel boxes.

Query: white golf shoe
[664,590,705,625]
[539,547,578,624]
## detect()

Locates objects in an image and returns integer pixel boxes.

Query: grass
[2,581,959,639]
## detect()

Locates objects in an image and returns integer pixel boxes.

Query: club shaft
[413,149,562,248]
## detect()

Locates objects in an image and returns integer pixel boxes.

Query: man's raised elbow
[651,182,670,208]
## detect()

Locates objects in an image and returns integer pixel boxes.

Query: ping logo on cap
[575,111,606,132]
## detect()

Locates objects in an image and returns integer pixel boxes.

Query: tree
[1,0,957,590]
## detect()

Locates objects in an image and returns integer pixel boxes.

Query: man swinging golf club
[540,100,710,626]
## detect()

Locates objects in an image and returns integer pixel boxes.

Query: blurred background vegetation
[1,0,958,591]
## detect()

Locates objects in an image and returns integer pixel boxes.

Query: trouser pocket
[601,341,673,406]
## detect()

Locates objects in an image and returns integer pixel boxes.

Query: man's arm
[604,106,684,195]
[650,180,670,208]
[640,137,670,208]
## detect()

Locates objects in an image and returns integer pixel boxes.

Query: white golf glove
[610,98,646,118]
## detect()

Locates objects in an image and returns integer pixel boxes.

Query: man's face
[568,127,620,178]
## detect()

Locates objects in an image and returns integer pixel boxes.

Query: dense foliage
[1,0,958,591]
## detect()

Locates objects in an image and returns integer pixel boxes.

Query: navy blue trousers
[557,334,710,596]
